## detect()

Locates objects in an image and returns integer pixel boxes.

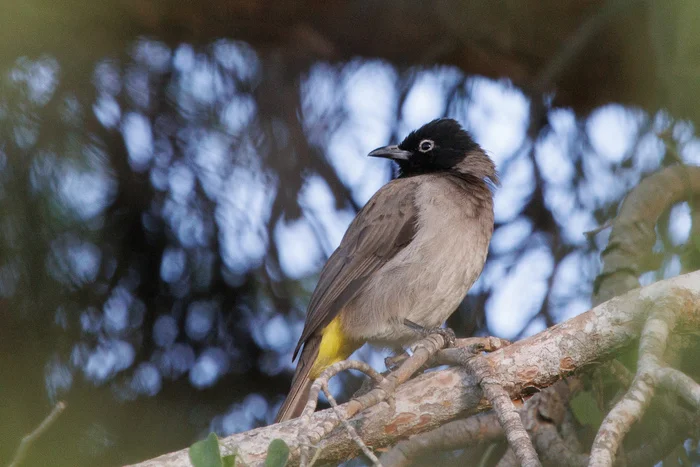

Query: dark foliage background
[1,1,699,466]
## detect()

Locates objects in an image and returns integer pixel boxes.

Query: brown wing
[293,178,419,359]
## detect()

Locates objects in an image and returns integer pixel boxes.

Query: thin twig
[301,360,387,420]
[584,220,613,238]
[322,384,382,467]
[531,422,588,467]
[299,360,387,466]
[298,332,451,466]
[8,401,67,467]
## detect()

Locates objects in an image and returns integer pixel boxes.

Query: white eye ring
[418,139,434,152]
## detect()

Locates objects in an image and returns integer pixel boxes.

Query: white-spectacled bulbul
[275,118,498,422]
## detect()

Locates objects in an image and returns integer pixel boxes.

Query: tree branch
[129,270,700,467]
[467,354,541,467]
[8,401,67,467]
[589,293,685,466]
[594,165,700,305]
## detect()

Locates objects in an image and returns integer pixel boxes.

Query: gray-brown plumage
[275,118,498,422]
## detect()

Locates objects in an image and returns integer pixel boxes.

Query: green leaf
[570,391,604,427]
[264,439,290,467]
[692,233,700,252]
[222,454,237,467]
[189,433,224,467]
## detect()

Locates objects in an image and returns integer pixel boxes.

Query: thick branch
[129,270,700,467]
[468,355,541,467]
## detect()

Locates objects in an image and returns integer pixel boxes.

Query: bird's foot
[455,336,511,354]
[384,352,410,371]
[403,319,456,348]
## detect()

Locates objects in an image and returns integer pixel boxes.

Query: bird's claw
[385,352,410,371]
[404,319,456,347]
[430,327,456,347]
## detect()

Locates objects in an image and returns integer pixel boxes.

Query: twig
[584,220,613,238]
[606,359,633,388]
[299,360,387,466]
[321,384,382,467]
[435,337,511,367]
[301,360,387,420]
[8,401,67,467]
[466,352,542,467]
[298,332,451,466]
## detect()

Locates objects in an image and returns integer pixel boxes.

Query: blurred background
[1,1,700,465]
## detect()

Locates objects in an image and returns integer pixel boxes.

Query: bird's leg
[403,319,456,348]
[355,351,406,398]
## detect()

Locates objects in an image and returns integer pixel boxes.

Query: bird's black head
[368,118,497,184]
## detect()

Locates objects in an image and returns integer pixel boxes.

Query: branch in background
[594,165,700,305]
[378,412,504,466]
[657,366,700,410]
[128,271,700,467]
[8,401,67,467]
[380,379,586,467]
[586,164,700,466]
[589,292,686,466]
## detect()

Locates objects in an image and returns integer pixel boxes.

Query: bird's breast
[406,179,492,317]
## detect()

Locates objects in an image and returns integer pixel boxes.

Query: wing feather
[293,178,418,358]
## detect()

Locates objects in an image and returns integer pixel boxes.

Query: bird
[275,118,498,422]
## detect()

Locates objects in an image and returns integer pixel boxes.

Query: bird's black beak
[368,145,412,161]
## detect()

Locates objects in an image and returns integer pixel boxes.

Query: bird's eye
[419,140,434,152]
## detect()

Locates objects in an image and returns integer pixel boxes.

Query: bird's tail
[275,335,321,423]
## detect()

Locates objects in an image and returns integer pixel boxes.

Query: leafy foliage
[264,439,290,467]
[189,433,232,467]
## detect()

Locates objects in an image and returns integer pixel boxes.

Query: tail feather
[275,335,321,423]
